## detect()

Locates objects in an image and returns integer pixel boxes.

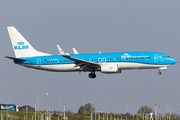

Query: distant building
[19,105,34,111]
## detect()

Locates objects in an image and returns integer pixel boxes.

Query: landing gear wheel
[88,73,96,78]
[89,73,93,78]
[92,74,96,78]
[158,72,162,75]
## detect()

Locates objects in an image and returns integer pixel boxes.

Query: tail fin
[7,26,51,58]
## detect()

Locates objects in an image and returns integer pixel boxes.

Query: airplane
[5,26,177,78]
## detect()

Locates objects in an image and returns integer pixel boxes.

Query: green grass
[0,111,57,120]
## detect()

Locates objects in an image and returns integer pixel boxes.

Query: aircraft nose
[171,58,177,64]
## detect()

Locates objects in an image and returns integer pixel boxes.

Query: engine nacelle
[101,64,120,73]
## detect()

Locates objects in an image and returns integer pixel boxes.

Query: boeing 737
[6,27,177,78]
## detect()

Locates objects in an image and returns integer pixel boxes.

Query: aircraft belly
[19,64,78,72]
[18,62,171,72]
[117,62,170,70]
[118,62,144,69]
[41,64,78,71]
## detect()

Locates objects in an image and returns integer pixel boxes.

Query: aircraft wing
[57,45,100,70]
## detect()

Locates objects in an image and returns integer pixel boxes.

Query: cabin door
[154,54,158,62]
[37,59,41,67]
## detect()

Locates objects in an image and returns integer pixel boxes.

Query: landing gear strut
[88,70,96,78]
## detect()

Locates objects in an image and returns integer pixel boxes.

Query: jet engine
[101,64,121,73]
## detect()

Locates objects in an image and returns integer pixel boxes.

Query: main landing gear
[88,70,96,78]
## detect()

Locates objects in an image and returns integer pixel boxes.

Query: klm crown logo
[18,41,25,45]
[122,53,131,58]
[109,66,113,69]
[14,41,29,50]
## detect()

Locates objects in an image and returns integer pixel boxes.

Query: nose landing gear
[88,70,96,78]
[158,70,162,75]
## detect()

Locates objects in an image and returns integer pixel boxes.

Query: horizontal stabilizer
[5,56,27,61]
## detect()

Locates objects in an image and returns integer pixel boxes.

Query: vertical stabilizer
[7,26,50,58]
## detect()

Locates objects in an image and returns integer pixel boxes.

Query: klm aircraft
[6,27,177,78]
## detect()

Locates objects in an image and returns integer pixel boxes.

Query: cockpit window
[163,56,170,58]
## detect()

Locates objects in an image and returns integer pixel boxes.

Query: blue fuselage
[14,52,177,72]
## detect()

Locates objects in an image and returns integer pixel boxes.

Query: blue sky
[0,0,180,114]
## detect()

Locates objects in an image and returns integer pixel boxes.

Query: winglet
[57,45,66,56]
[72,48,79,54]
